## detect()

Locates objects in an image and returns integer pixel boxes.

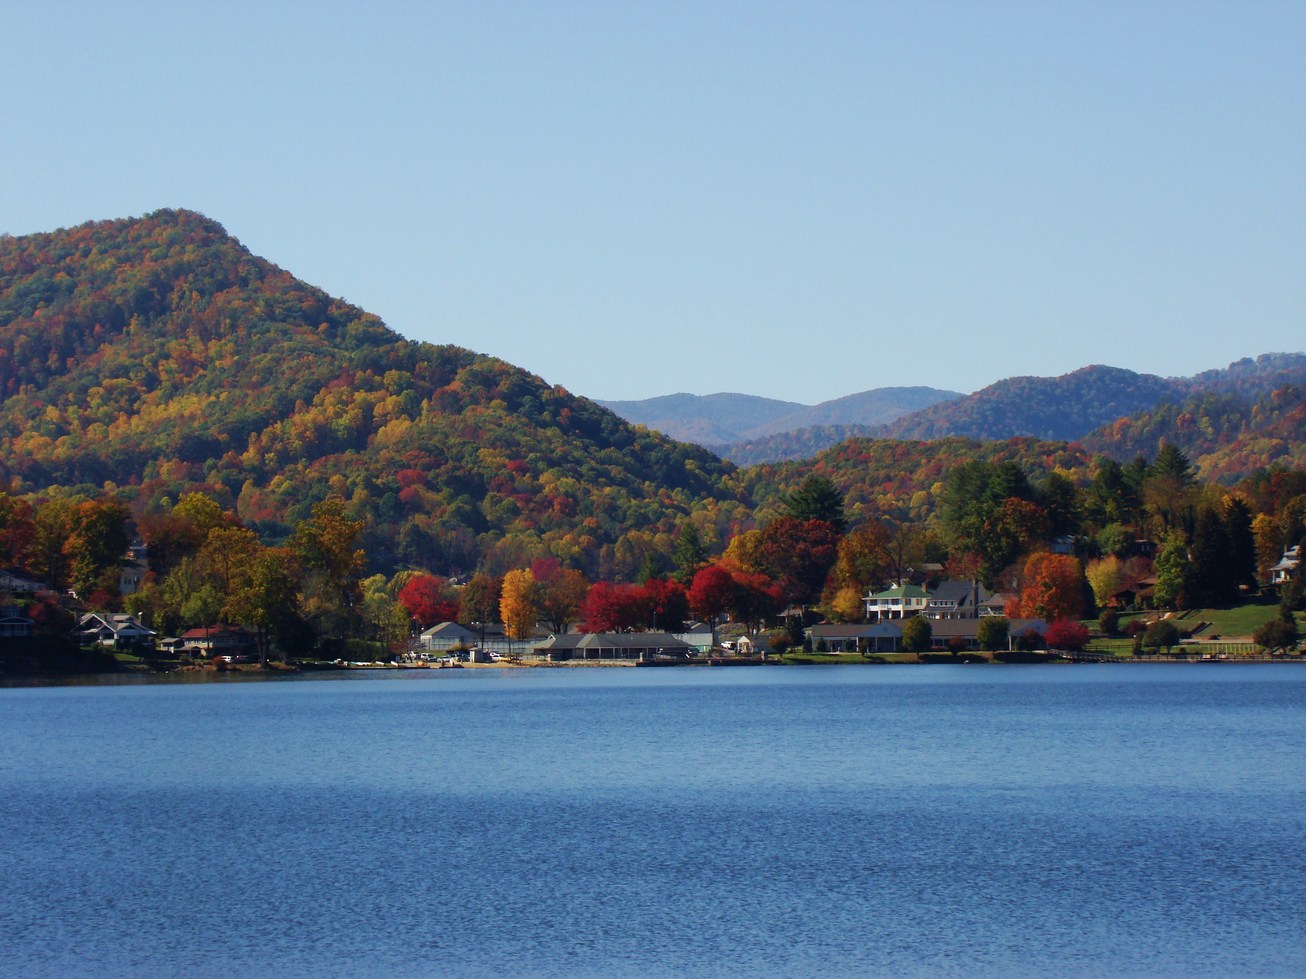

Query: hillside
[0,210,745,578]
[870,365,1180,442]
[1082,384,1306,484]
[737,435,1094,527]
[600,385,959,446]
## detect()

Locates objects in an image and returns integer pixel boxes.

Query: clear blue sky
[3,1,1302,402]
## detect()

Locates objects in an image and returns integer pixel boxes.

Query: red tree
[581,581,644,632]
[1045,618,1090,652]
[728,571,785,634]
[641,578,690,633]
[751,517,841,607]
[688,565,737,647]
[398,574,460,627]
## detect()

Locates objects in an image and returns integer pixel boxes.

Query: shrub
[1098,609,1120,636]
[1017,627,1045,651]
[1253,617,1299,654]
[976,616,1008,652]
[1142,619,1181,654]
[1046,618,1090,652]
[900,617,932,653]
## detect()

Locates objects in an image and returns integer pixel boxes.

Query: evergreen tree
[672,522,707,585]
[1223,497,1257,592]
[782,474,848,534]
[1187,506,1234,607]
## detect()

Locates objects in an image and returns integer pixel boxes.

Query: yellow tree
[1253,513,1282,583]
[1084,555,1124,610]
[500,568,540,642]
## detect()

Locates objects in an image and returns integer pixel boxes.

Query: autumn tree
[499,568,540,642]
[224,545,303,661]
[726,570,785,635]
[688,564,736,648]
[1009,552,1086,621]
[1085,555,1124,610]
[580,581,644,633]
[641,577,689,633]
[62,499,130,599]
[828,522,892,601]
[459,573,502,642]
[290,496,366,638]
[532,558,590,634]
[748,517,840,608]
[398,574,460,627]
[1045,618,1090,652]
[1253,513,1283,583]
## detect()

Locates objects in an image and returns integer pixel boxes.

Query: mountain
[0,210,743,578]
[1082,383,1306,484]
[871,365,1180,442]
[596,392,805,445]
[599,386,960,445]
[872,356,1306,444]
[618,356,1306,464]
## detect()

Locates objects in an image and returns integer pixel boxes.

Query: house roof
[420,621,477,639]
[537,632,694,652]
[928,580,991,606]
[180,624,252,640]
[866,583,930,601]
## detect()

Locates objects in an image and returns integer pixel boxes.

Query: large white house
[863,582,930,620]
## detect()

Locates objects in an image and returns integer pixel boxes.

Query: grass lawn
[1089,594,1304,652]
[1190,598,1288,639]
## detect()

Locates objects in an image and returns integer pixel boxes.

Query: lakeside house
[420,621,479,652]
[863,582,930,619]
[536,632,696,662]
[180,624,256,657]
[0,605,33,639]
[77,612,155,649]
[1271,546,1300,585]
[923,580,992,619]
[0,568,47,595]
[806,616,1050,654]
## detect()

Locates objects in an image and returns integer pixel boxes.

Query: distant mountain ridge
[616,355,1306,463]
[599,386,961,446]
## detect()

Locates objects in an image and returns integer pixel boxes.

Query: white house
[864,582,930,620]
[1271,545,1300,585]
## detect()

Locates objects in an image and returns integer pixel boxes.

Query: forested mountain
[600,385,959,445]
[611,357,1306,464]
[738,436,1093,528]
[1083,384,1306,484]
[874,357,1306,444]
[872,365,1180,442]
[0,210,746,579]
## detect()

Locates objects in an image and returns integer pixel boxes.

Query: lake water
[1,665,1304,977]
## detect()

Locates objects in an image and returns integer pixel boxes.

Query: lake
[1,664,1304,977]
